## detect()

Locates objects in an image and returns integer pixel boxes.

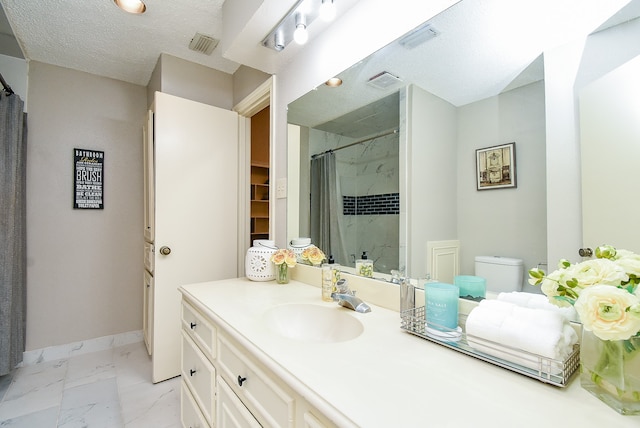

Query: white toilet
[474,256,524,293]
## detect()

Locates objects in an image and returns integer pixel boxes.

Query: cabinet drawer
[217,375,261,428]
[181,380,211,428]
[144,241,154,274]
[218,334,294,428]
[182,332,216,426]
[182,301,216,360]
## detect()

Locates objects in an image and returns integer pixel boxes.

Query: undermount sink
[262,303,364,343]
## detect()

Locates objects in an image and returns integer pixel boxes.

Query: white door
[152,92,239,383]
[580,56,640,255]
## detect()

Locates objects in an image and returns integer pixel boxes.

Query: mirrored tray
[400,305,580,387]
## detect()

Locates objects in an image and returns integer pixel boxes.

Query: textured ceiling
[0,0,239,86]
[0,0,366,87]
[1,0,638,113]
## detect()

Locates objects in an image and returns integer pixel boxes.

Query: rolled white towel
[465,300,578,372]
[497,291,579,322]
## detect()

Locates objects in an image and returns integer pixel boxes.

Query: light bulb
[114,0,146,14]
[294,13,308,45]
[274,31,285,51]
[320,0,336,22]
[294,24,308,44]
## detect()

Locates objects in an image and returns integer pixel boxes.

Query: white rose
[574,285,640,341]
[539,269,577,307]
[614,251,640,279]
[568,259,628,291]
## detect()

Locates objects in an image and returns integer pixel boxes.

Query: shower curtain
[310,152,347,265]
[0,92,27,376]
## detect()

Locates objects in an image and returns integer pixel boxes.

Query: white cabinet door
[143,109,155,243]
[143,270,153,356]
[217,375,261,428]
[152,92,239,383]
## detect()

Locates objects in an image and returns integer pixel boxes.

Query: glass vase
[580,329,640,415]
[275,263,289,284]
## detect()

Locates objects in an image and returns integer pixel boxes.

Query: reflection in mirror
[287,0,640,284]
[305,92,400,274]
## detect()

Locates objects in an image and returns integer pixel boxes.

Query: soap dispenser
[355,251,373,277]
[321,255,340,302]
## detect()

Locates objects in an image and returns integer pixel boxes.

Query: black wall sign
[74,148,104,209]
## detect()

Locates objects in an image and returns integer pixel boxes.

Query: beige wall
[232,65,272,107]
[456,81,547,287]
[26,62,147,350]
[24,57,271,351]
[146,54,269,110]
[406,85,457,278]
[146,53,239,110]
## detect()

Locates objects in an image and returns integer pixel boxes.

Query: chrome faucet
[331,279,371,313]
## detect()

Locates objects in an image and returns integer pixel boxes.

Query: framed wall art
[74,148,104,209]
[476,142,516,190]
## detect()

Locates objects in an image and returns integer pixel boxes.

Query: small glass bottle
[321,255,340,301]
[355,251,373,277]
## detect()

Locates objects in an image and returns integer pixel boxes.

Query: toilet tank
[474,256,524,293]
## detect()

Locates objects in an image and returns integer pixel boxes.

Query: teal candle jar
[425,282,459,330]
[454,275,486,301]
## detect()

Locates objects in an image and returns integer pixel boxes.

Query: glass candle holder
[425,282,459,331]
[454,275,486,301]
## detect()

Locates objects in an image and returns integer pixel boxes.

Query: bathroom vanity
[179,274,640,427]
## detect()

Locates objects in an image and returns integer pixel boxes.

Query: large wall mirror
[287,0,640,284]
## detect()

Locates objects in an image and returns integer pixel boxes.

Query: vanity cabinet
[180,298,337,428]
[143,91,239,383]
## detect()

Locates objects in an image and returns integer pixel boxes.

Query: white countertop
[180,277,640,427]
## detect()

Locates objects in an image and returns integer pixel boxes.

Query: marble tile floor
[0,342,181,427]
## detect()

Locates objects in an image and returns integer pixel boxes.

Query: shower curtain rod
[0,72,14,95]
[311,128,398,159]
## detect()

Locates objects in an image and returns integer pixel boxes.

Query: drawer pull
[237,375,247,387]
[190,322,197,329]
[190,369,197,376]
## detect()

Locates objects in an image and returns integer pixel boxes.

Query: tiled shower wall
[309,128,400,273]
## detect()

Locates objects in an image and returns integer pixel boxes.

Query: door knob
[159,246,171,256]
[579,248,593,257]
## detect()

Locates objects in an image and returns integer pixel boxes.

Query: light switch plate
[276,178,287,199]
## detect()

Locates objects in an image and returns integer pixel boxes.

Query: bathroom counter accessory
[400,305,580,387]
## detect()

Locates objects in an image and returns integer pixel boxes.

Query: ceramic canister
[287,237,312,262]
[245,239,277,281]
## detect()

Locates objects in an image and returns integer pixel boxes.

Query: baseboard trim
[22,330,143,366]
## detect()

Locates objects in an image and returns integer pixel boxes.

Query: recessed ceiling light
[325,77,343,87]
[114,0,146,14]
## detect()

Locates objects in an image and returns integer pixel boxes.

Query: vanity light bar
[262,0,332,52]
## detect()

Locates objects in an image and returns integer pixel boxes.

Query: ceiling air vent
[367,71,403,90]
[189,33,219,55]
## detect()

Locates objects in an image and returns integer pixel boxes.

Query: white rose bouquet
[530,246,640,413]
[528,245,640,341]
